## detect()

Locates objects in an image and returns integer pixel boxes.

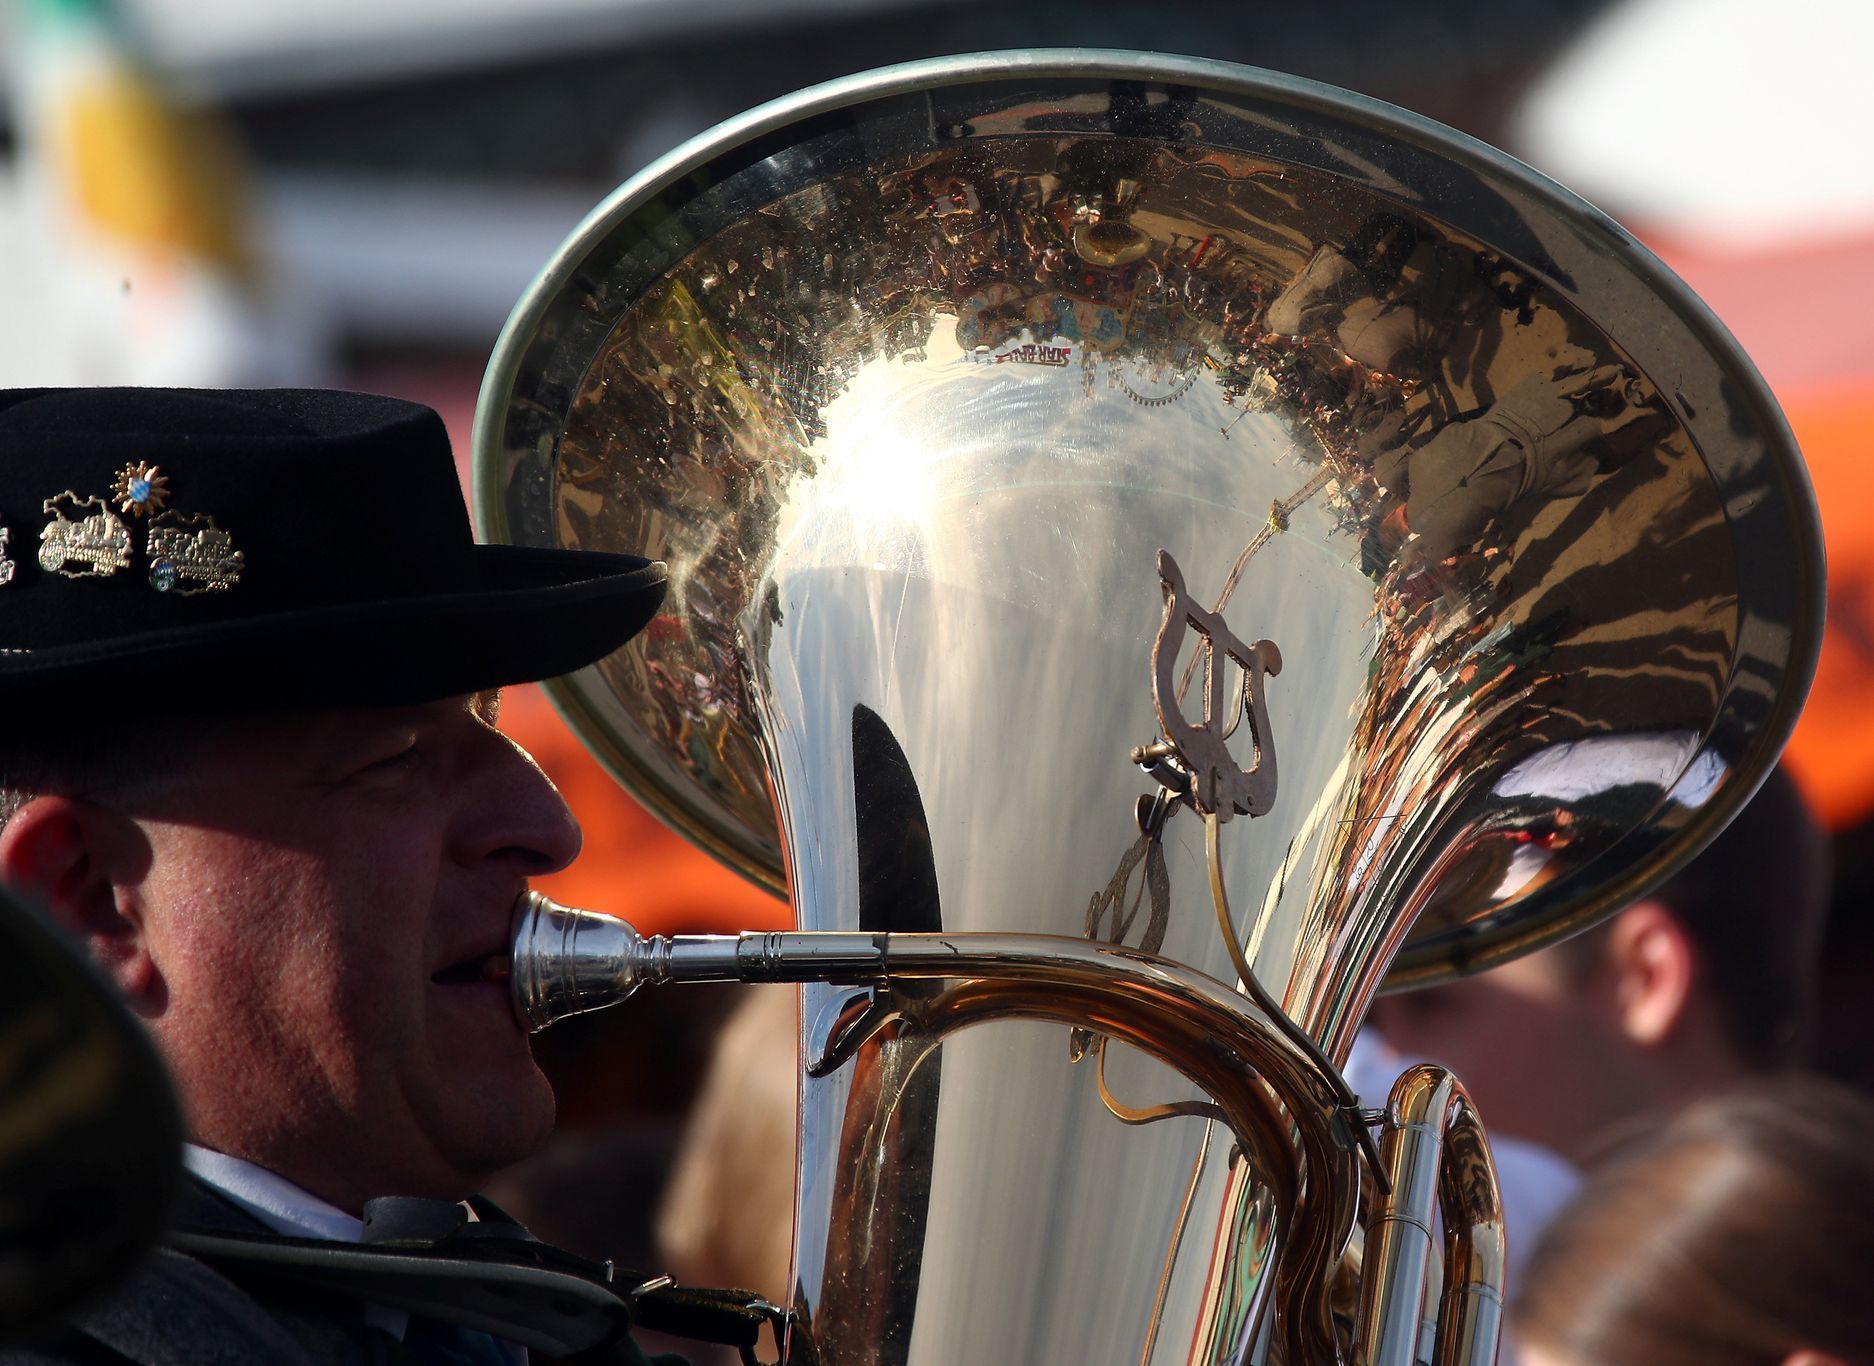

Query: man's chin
[422,1067,558,1192]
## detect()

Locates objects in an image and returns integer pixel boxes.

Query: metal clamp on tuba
[477,53,1822,1366]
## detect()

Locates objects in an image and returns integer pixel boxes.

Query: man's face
[122,693,580,1210]
[1364,943,1643,1163]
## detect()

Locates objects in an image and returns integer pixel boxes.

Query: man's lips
[430,951,512,987]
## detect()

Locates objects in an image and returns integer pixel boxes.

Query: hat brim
[2,546,668,712]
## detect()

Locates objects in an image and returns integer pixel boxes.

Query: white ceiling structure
[1513,0,1874,252]
[1510,0,1874,396]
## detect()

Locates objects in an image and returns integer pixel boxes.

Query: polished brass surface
[1353,1066,1503,1366]
[480,54,1819,998]
[510,894,1360,1363]
[479,51,1820,1366]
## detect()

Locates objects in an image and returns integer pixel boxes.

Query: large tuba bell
[476,53,1821,1365]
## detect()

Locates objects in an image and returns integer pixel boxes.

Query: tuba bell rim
[472,48,1825,987]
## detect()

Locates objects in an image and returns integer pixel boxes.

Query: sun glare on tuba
[477,53,1821,1366]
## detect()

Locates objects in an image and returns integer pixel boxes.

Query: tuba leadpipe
[511,890,1367,1363]
[509,897,1509,1365]
[478,51,1821,1365]
[509,893,1515,1365]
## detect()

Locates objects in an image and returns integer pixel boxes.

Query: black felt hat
[0,387,667,712]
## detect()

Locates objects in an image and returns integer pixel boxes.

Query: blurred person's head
[1513,1075,1874,1366]
[657,984,798,1303]
[1368,765,1829,1163]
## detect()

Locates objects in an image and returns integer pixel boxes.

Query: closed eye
[353,739,423,781]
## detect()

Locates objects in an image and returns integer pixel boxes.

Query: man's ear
[1605,900,1697,1048]
[0,797,160,1013]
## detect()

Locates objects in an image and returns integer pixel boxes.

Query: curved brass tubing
[511,893,1367,1363]
[850,954,1362,1366]
[1353,1064,1506,1366]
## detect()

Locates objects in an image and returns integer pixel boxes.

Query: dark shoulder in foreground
[0,1181,397,1366]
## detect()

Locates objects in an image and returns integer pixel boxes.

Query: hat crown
[0,387,332,439]
[0,388,472,632]
[0,387,663,711]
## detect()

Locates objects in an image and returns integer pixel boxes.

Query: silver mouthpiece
[509,890,775,1032]
[508,890,653,1032]
[511,892,906,1032]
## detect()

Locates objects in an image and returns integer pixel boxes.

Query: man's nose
[459,729,583,876]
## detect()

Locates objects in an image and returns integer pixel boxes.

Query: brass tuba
[476,53,1822,1365]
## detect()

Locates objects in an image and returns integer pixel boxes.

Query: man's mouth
[431,952,511,987]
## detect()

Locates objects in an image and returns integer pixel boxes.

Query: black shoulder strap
[167,1213,783,1366]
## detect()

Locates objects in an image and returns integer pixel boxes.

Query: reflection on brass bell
[1073,218,1153,267]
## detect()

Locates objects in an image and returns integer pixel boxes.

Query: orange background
[1767,382,1874,830]
[1651,224,1874,831]
[498,683,791,936]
